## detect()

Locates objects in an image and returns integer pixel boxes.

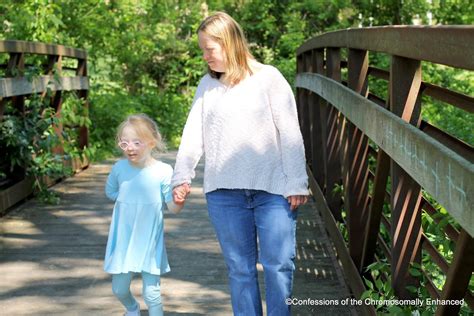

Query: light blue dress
[104,159,173,275]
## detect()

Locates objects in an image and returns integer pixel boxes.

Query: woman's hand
[173,183,191,205]
[287,195,308,211]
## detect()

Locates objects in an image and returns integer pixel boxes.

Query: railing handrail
[296,72,474,237]
[297,26,474,70]
[0,40,87,59]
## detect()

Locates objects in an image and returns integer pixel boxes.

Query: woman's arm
[267,67,309,198]
[171,78,207,188]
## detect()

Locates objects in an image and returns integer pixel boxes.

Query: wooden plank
[295,73,474,237]
[423,82,474,113]
[0,178,34,214]
[368,67,390,81]
[0,40,87,59]
[420,121,474,163]
[0,76,89,97]
[297,26,474,70]
[422,200,459,242]
[435,230,474,315]
[421,234,449,274]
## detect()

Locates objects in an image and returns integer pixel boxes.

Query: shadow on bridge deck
[0,152,356,315]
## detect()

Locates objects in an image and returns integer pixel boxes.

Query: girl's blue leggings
[112,272,163,316]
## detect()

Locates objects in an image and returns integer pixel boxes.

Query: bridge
[1,26,473,315]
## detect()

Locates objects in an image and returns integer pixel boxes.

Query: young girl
[104,113,183,316]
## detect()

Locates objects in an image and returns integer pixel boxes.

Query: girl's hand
[287,195,308,211]
[173,183,191,205]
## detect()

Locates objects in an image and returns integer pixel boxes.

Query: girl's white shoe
[124,303,140,316]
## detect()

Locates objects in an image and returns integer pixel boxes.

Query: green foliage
[0,88,69,203]
[0,62,93,203]
[3,0,471,157]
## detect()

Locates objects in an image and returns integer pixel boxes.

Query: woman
[171,11,308,316]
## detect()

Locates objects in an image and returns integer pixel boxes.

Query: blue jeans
[112,272,163,316]
[206,189,297,316]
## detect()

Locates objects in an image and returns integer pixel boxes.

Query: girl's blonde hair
[116,113,166,157]
[198,11,254,85]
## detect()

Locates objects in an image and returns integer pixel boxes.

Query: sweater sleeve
[268,67,309,197]
[105,163,119,201]
[161,164,174,204]
[171,77,206,188]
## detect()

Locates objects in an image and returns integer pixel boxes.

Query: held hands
[287,195,308,211]
[173,183,191,205]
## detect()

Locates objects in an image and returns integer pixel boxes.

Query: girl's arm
[105,164,119,201]
[163,164,184,213]
[166,201,184,214]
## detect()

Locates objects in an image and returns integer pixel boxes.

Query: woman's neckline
[217,63,268,89]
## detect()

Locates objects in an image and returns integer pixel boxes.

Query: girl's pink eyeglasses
[118,140,145,150]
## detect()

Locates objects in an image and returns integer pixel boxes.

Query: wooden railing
[295,26,473,315]
[0,40,89,213]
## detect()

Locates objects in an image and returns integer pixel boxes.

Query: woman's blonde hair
[116,113,166,157]
[198,11,254,85]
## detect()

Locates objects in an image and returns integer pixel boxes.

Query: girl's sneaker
[124,303,140,316]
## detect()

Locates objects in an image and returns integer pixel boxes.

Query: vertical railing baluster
[76,58,89,150]
[324,48,343,221]
[389,55,423,299]
[342,48,371,271]
[296,55,304,129]
[302,53,312,164]
[309,49,326,187]
[51,55,64,155]
[8,53,25,115]
[436,229,474,315]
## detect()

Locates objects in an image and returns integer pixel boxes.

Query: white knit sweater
[171,65,308,197]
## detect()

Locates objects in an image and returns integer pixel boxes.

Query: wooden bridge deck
[0,152,356,315]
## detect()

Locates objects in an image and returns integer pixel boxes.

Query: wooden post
[0,97,5,119]
[302,52,312,165]
[389,55,423,299]
[342,49,371,271]
[360,150,390,271]
[297,55,304,129]
[309,49,325,186]
[435,230,474,315]
[324,48,342,220]
[8,53,25,115]
[52,55,64,155]
[76,58,89,150]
